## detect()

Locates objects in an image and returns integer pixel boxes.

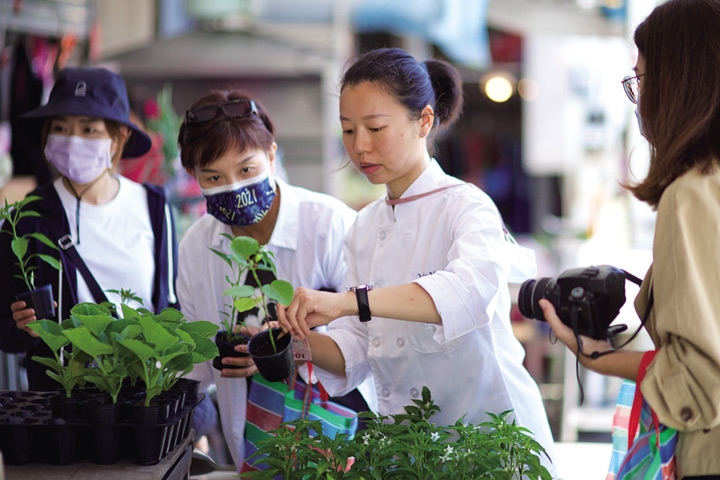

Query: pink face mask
[44,134,113,184]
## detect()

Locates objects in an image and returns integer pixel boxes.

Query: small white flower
[445,445,454,455]
[430,431,440,442]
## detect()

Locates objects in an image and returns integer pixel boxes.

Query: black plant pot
[129,402,170,465]
[48,418,77,465]
[81,397,121,464]
[15,283,55,320]
[212,331,250,371]
[248,328,295,382]
[174,378,200,405]
[50,394,82,420]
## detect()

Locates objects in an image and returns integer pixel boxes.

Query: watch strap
[350,285,372,322]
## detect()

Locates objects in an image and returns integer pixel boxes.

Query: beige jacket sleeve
[634,166,720,432]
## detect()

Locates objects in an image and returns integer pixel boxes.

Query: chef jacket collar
[385,159,459,205]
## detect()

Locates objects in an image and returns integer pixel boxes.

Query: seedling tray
[0,390,202,466]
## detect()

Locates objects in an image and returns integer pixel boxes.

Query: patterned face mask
[200,171,277,228]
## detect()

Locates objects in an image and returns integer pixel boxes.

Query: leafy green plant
[28,289,219,406]
[209,234,293,353]
[117,305,218,406]
[27,320,90,398]
[1,195,62,291]
[242,387,551,480]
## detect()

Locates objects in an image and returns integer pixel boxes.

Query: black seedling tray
[0,389,202,466]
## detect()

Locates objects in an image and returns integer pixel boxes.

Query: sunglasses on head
[184,99,259,124]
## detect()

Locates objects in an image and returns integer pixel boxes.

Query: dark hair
[626,0,720,207]
[340,48,463,139]
[178,90,275,170]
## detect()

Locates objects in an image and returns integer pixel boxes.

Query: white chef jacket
[315,160,557,475]
[176,179,356,468]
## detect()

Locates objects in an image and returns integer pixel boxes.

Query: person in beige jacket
[540,0,720,478]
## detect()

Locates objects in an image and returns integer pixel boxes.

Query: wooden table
[4,430,194,480]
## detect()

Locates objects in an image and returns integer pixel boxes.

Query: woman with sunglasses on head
[277,47,557,476]
[176,90,363,468]
[0,67,179,391]
[540,1,720,478]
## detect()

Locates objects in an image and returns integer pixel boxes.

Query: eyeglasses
[621,74,645,104]
[185,99,259,124]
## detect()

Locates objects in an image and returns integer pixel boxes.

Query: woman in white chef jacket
[278,47,557,475]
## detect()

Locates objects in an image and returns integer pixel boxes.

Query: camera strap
[572,272,653,403]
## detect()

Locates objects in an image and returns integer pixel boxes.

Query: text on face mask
[236,189,259,208]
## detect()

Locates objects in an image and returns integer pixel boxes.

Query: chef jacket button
[396,337,405,348]
[410,388,419,398]
[372,337,381,348]
[373,281,382,288]
[680,407,694,422]
[379,231,386,240]
[381,387,391,398]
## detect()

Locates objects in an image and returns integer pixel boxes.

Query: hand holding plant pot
[210,235,293,376]
[210,234,295,381]
[1,196,62,321]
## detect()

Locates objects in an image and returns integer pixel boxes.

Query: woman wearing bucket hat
[0,67,179,391]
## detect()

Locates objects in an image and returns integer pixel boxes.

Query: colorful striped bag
[240,365,358,475]
[607,351,677,480]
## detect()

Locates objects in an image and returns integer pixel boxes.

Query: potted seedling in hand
[1,196,62,320]
[210,234,294,381]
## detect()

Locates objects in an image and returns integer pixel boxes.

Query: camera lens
[518,277,553,321]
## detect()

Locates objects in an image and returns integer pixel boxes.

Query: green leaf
[117,338,156,361]
[31,356,62,373]
[17,211,41,219]
[26,232,59,251]
[120,324,143,339]
[72,313,115,336]
[189,335,219,362]
[155,307,185,324]
[27,320,68,352]
[223,285,255,298]
[62,327,114,357]
[120,304,141,319]
[139,316,177,351]
[208,247,232,267]
[234,297,256,313]
[36,253,62,271]
[10,237,28,261]
[71,302,113,316]
[230,236,259,258]
[262,280,294,305]
[179,320,218,338]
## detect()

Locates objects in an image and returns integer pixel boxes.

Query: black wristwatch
[348,285,373,322]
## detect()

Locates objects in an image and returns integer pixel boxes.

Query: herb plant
[209,235,293,353]
[243,386,551,480]
[1,195,62,291]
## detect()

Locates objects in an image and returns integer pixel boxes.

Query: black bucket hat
[18,67,152,158]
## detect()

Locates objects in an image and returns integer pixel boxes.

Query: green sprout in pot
[117,304,219,406]
[1,196,62,292]
[27,320,90,398]
[210,234,293,354]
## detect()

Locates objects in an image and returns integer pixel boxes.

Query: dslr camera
[518,265,630,339]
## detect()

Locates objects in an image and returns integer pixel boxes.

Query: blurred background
[0,0,662,477]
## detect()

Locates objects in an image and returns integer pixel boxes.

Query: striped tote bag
[240,374,288,476]
[282,364,359,440]
[607,351,677,480]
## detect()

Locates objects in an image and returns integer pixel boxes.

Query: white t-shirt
[177,179,357,468]
[54,175,155,312]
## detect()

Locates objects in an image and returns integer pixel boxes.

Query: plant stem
[252,267,277,354]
